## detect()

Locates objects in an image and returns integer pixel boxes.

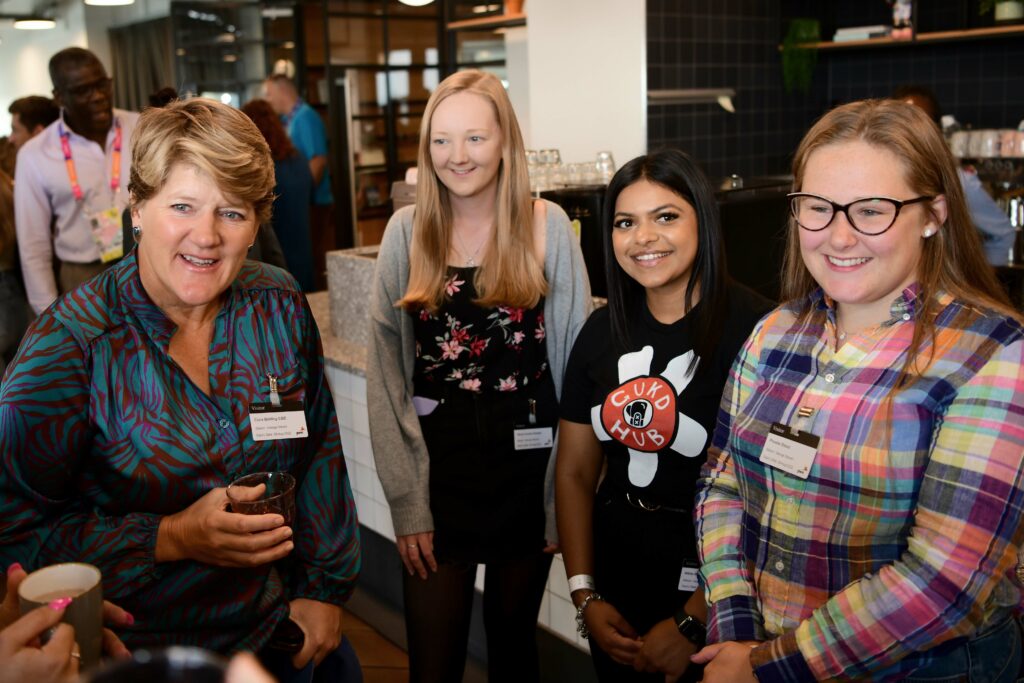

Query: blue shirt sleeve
[959,167,1015,266]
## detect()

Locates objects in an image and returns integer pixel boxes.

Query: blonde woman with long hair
[367,70,591,682]
[693,99,1024,682]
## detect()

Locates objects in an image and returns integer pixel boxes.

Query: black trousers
[402,552,552,683]
[589,490,704,683]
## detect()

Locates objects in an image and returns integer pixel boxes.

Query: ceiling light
[398,0,434,6]
[13,17,56,29]
[85,0,134,6]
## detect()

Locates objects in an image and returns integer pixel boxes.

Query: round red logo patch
[600,376,678,453]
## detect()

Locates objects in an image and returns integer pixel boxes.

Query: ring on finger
[70,649,81,661]
[408,544,418,550]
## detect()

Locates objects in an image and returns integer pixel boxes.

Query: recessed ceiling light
[398,0,434,6]
[85,0,135,6]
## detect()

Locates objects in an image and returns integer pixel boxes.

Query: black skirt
[416,371,557,564]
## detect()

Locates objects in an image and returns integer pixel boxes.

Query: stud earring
[132,225,141,237]
[923,228,934,238]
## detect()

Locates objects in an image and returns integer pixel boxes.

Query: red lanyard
[58,118,122,202]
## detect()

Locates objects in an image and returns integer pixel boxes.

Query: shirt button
[825,373,835,383]
[774,560,785,571]
[218,418,231,429]
[902,313,911,321]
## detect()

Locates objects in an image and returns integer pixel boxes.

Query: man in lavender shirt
[14,47,138,314]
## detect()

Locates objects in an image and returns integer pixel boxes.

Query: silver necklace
[454,228,487,267]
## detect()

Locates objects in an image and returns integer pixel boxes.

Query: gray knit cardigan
[366,201,593,543]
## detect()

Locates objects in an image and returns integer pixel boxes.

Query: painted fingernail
[7,562,22,573]
[49,597,73,610]
[124,611,135,626]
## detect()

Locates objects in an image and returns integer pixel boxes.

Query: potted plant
[780,18,820,94]
[979,0,1024,24]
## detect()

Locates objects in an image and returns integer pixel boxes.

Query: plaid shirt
[696,286,1024,681]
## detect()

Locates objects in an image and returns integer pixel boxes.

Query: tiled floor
[346,612,409,683]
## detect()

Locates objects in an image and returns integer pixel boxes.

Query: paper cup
[18,562,103,670]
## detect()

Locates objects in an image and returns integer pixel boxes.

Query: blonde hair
[397,70,546,312]
[783,99,1017,384]
[128,98,275,226]
[0,170,13,258]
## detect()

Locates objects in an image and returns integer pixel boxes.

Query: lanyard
[58,118,122,202]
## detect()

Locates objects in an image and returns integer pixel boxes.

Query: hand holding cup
[155,485,293,568]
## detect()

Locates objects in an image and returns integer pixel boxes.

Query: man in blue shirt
[893,85,1016,266]
[265,74,335,289]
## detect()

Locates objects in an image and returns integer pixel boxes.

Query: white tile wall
[325,364,585,650]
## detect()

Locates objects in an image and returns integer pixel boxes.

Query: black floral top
[413,267,548,393]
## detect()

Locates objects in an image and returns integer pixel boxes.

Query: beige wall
[524,0,646,167]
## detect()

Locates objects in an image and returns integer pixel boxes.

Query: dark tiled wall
[647,0,1024,180]
[646,0,824,180]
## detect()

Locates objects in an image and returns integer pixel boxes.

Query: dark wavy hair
[602,149,728,369]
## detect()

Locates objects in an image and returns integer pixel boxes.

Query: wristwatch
[674,606,706,647]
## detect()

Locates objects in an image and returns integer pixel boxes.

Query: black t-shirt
[561,281,772,509]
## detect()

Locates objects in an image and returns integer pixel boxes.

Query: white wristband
[567,574,596,593]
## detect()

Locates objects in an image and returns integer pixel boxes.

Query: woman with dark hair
[556,149,771,682]
[694,99,1024,682]
[242,98,315,291]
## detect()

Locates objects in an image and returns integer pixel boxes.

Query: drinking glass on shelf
[596,150,616,183]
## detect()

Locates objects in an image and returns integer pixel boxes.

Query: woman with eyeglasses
[693,99,1024,682]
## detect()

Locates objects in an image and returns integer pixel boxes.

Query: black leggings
[402,551,552,683]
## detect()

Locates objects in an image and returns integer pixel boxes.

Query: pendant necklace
[454,228,487,267]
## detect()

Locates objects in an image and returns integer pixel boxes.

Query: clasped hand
[691,640,760,683]
[157,487,294,566]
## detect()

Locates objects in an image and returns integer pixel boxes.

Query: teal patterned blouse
[0,252,360,654]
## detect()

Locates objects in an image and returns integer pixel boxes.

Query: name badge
[513,427,553,451]
[678,562,701,592]
[89,206,124,263]
[249,401,309,441]
[759,422,819,479]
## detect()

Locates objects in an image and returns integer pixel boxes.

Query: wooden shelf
[793,24,1024,50]
[446,11,525,31]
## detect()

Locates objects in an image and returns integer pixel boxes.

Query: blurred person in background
[263,74,333,291]
[242,99,315,292]
[15,48,138,314]
[7,96,59,153]
[0,168,29,376]
[892,85,1016,267]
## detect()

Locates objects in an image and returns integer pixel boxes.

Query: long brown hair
[782,99,1017,384]
[241,99,299,162]
[397,70,545,312]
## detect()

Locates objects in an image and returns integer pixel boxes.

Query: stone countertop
[308,291,367,376]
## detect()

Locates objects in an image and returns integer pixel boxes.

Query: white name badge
[249,401,309,441]
[513,427,554,451]
[759,422,819,479]
[678,565,701,592]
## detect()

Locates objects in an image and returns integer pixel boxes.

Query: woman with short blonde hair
[0,98,360,681]
[368,70,591,682]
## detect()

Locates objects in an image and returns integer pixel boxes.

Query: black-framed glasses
[788,192,934,236]
[65,77,113,99]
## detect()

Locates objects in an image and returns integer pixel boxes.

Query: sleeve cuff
[389,498,434,537]
[707,595,767,643]
[751,635,817,683]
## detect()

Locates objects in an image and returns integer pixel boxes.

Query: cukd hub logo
[591,346,708,487]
